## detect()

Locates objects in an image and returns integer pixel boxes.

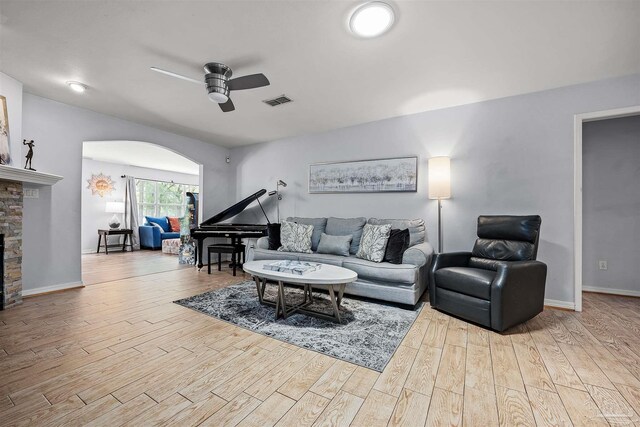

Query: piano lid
[200,189,269,226]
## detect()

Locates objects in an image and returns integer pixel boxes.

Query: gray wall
[22,94,232,293]
[231,73,640,306]
[582,115,640,295]
[81,158,199,253]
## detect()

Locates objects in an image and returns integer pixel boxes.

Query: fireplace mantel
[0,164,63,186]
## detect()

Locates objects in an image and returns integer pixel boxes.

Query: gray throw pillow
[325,217,367,254]
[278,220,313,253]
[317,233,352,257]
[356,223,392,262]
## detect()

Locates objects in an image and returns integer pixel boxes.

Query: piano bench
[207,244,246,276]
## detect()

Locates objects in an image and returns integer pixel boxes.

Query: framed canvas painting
[0,95,10,165]
[309,156,418,193]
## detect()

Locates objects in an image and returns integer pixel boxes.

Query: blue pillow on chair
[145,216,170,232]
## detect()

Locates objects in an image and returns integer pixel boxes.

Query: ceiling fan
[150,62,270,112]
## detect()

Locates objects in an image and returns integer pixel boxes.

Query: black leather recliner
[429,215,547,332]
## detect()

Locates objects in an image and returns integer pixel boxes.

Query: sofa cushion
[325,217,366,255]
[367,218,426,246]
[342,256,417,284]
[278,220,313,254]
[252,247,300,262]
[434,267,496,300]
[384,228,410,264]
[287,217,327,251]
[317,233,352,257]
[356,223,392,263]
[298,252,345,267]
[145,216,170,232]
[267,223,281,250]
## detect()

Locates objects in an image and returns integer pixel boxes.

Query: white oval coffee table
[243,260,357,323]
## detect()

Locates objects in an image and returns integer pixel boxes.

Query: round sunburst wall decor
[87,173,115,197]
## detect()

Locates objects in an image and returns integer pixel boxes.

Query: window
[136,179,198,221]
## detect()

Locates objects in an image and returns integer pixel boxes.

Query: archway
[81,140,203,285]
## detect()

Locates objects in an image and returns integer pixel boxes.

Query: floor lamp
[268,180,287,223]
[428,157,451,253]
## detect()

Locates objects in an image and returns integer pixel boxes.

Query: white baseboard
[22,281,85,297]
[582,286,640,297]
[544,298,575,310]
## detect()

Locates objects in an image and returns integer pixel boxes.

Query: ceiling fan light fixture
[150,61,269,112]
[66,81,87,93]
[208,92,229,103]
[349,1,395,38]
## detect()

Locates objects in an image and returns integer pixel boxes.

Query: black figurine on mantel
[23,139,35,171]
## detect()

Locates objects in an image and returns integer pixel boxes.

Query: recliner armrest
[429,252,471,307]
[490,260,547,331]
[402,242,434,268]
[431,252,472,272]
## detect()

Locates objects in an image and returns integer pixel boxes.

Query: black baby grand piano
[191,189,270,269]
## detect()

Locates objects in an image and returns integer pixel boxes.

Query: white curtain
[124,177,140,249]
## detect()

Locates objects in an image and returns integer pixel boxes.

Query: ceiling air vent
[263,95,292,107]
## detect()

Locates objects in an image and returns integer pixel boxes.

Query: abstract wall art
[309,156,418,193]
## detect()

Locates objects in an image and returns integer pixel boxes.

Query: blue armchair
[139,216,181,249]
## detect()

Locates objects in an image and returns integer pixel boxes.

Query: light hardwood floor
[82,251,190,285]
[1,252,639,426]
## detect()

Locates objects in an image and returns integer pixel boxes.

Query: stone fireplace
[0,165,62,309]
[0,179,22,309]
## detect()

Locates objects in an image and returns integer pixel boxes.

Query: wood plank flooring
[81,250,189,285]
[1,251,639,426]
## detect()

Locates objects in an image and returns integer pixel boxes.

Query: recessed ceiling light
[66,81,87,93]
[349,2,395,38]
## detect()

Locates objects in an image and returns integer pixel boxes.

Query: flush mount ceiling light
[349,1,395,38]
[66,81,87,93]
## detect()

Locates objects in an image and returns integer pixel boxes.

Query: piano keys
[190,189,270,269]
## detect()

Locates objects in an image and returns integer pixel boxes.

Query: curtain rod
[120,175,197,187]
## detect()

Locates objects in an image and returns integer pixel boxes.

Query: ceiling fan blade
[228,73,270,91]
[150,67,203,85]
[219,97,235,112]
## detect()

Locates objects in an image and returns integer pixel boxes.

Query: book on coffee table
[263,260,322,275]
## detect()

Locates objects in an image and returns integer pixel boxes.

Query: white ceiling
[1,1,639,148]
[83,140,199,175]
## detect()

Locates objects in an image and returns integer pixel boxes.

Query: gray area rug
[174,281,421,372]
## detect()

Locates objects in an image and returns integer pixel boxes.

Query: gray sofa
[247,217,434,306]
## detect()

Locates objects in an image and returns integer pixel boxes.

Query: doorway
[573,106,640,311]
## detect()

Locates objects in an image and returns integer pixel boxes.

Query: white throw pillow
[278,220,314,254]
[356,223,392,262]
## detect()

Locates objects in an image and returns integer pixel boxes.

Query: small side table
[97,229,134,254]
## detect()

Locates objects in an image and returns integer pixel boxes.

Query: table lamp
[105,201,125,229]
[428,157,451,253]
